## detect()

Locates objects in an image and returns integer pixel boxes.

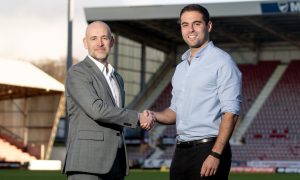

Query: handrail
[0,125,42,159]
[0,125,24,148]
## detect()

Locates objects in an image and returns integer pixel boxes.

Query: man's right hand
[139,110,155,130]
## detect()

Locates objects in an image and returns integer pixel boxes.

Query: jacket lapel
[112,72,124,108]
[83,57,116,106]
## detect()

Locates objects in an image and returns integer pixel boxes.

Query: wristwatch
[210,151,221,159]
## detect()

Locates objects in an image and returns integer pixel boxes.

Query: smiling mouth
[96,48,106,51]
[188,34,197,39]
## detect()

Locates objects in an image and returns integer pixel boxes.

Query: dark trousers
[170,141,231,180]
[67,148,126,180]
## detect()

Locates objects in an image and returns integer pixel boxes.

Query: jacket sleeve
[66,66,139,128]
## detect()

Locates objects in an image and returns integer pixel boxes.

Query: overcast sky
[0,0,83,61]
[0,0,266,62]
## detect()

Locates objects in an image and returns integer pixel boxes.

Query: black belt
[176,137,216,148]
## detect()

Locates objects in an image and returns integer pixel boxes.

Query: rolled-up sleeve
[169,78,177,112]
[217,61,242,115]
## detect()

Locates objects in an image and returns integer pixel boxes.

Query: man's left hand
[200,155,220,177]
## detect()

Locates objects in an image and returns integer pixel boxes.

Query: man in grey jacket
[63,21,154,180]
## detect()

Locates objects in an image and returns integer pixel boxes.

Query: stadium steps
[232,60,300,161]
[238,61,280,116]
[233,63,288,142]
[0,138,36,164]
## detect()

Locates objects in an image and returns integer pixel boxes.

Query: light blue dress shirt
[170,41,242,141]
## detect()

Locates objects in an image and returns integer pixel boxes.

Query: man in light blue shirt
[150,4,242,180]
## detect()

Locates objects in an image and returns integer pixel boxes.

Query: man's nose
[97,39,104,46]
[188,24,195,32]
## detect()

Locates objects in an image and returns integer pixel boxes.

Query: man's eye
[181,24,188,27]
[194,22,201,26]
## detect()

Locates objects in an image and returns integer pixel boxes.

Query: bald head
[85,21,112,39]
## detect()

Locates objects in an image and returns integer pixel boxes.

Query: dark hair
[179,4,210,25]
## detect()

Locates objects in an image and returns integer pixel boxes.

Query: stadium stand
[238,61,280,115]
[125,128,156,167]
[0,138,36,164]
[0,58,64,165]
[232,60,300,162]
[127,145,155,167]
[150,83,173,112]
[159,145,175,160]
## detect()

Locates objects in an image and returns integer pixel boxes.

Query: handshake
[138,110,156,130]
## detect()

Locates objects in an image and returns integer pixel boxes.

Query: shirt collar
[88,54,114,76]
[181,41,214,62]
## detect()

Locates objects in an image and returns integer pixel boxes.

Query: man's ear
[83,38,88,49]
[110,35,115,47]
[208,21,213,33]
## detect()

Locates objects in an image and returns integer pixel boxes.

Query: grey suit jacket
[63,57,139,175]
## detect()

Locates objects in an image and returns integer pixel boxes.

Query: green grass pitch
[0,169,299,180]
